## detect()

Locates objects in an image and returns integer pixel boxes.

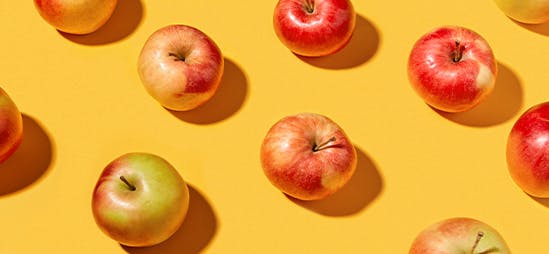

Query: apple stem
[451,40,463,63]
[169,52,185,62]
[304,0,315,13]
[313,137,336,152]
[470,231,484,254]
[120,176,136,191]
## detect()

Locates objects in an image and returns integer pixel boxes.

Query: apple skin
[407,26,497,113]
[33,0,117,35]
[494,0,549,24]
[0,88,23,163]
[273,0,356,57]
[138,25,224,111]
[409,217,510,254]
[92,153,190,247]
[260,113,357,200]
[506,102,549,198]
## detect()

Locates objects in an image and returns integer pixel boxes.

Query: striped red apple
[407,26,497,113]
[0,87,23,163]
[260,113,357,200]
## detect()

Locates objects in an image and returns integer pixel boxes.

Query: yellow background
[1,0,548,253]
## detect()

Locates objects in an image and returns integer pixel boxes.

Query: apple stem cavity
[313,137,336,152]
[471,231,484,254]
[120,176,137,191]
[304,0,315,14]
[169,52,186,62]
[451,40,464,63]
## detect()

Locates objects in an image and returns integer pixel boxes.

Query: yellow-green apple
[407,26,497,113]
[506,102,549,198]
[92,153,190,247]
[33,0,117,34]
[137,25,224,111]
[0,87,23,163]
[260,113,357,200]
[494,0,549,24]
[409,217,511,254]
[273,0,356,57]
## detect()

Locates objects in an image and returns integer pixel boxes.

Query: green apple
[92,152,190,247]
[494,0,549,24]
[409,217,511,254]
[0,87,23,163]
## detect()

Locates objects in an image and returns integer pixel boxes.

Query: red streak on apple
[34,0,62,20]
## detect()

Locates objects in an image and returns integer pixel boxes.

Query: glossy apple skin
[0,88,23,163]
[409,217,510,254]
[273,0,356,57]
[138,25,224,111]
[92,153,190,247]
[33,0,117,34]
[494,0,549,24]
[408,26,497,113]
[260,113,357,200]
[506,102,549,198]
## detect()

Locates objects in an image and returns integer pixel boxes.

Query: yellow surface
[1,0,548,253]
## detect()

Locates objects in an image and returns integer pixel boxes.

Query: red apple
[407,26,497,113]
[92,153,190,247]
[409,217,510,254]
[273,0,356,57]
[506,102,549,198]
[33,0,117,34]
[137,25,224,111]
[0,87,23,163]
[260,113,357,200]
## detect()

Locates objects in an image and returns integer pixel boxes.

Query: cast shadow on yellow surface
[0,114,54,196]
[287,147,383,216]
[297,14,380,69]
[530,195,549,208]
[122,184,218,254]
[512,19,549,36]
[60,0,144,45]
[168,58,248,124]
[435,62,523,127]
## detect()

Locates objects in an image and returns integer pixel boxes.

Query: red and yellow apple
[33,0,118,34]
[407,26,497,113]
[260,113,357,200]
[494,0,549,24]
[0,87,23,163]
[273,0,356,57]
[409,217,510,254]
[92,153,190,247]
[137,24,224,111]
[506,102,549,198]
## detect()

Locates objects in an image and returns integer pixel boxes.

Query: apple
[137,24,224,111]
[494,0,549,24]
[33,0,117,34]
[407,26,497,113]
[409,217,511,254]
[260,113,357,200]
[273,0,356,57]
[506,102,549,198]
[0,87,23,163]
[92,152,190,247]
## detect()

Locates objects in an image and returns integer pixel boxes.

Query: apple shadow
[122,184,218,254]
[287,147,383,216]
[435,62,523,127]
[0,114,54,196]
[60,0,144,45]
[168,58,248,124]
[297,14,380,69]
[529,194,549,208]
[512,19,549,36]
